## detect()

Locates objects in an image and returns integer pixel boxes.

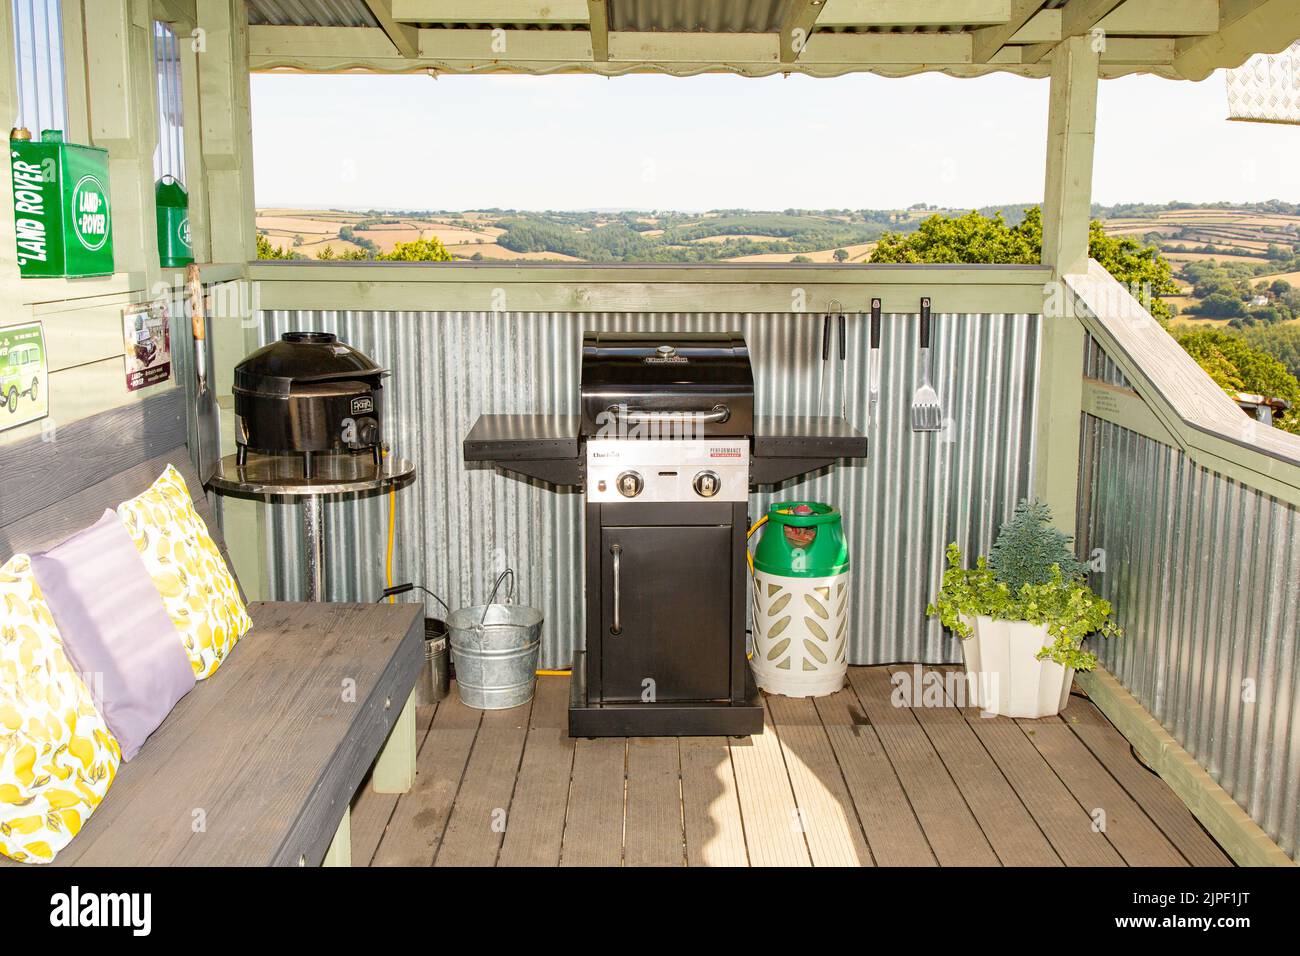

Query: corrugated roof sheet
[246,0,377,28]
[609,0,787,33]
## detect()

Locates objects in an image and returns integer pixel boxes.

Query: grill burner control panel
[586,439,748,503]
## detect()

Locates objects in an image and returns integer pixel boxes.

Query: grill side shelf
[752,416,868,460]
[463,414,583,487]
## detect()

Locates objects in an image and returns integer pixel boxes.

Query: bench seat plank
[11,601,422,868]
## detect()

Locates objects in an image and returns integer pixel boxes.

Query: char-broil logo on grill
[710,447,742,458]
[350,396,374,415]
[644,344,687,365]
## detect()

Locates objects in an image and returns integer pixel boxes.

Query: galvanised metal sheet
[1079,414,1300,858]
[11,0,68,134]
[258,310,1039,670]
[609,0,785,33]
[245,0,377,28]
[1084,331,1132,387]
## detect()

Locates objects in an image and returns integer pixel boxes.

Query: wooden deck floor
[351,666,1230,867]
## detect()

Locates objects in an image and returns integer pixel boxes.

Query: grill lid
[234,331,387,398]
[580,331,753,437]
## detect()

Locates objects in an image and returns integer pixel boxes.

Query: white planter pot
[957,614,1073,718]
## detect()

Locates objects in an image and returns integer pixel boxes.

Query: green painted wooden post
[1034,34,1099,537]
[83,0,162,288]
[196,0,255,264]
[372,690,418,793]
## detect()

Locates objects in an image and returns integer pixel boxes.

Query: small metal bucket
[447,603,543,710]
[415,619,450,707]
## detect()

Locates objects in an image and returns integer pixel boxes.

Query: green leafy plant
[987,499,1088,591]
[926,501,1120,671]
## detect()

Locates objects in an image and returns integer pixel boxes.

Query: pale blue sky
[250,69,1296,211]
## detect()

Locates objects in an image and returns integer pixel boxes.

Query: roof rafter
[588,1,609,62]
[780,0,829,64]
[1020,0,1128,64]
[971,0,1046,62]
[1011,0,1220,43]
[361,0,420,58]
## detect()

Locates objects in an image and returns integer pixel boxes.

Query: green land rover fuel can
[10,129,114,278]
[750,501,851,698]
[155,175,193,268]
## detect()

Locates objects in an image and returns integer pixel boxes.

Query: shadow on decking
[348,667,1230,867]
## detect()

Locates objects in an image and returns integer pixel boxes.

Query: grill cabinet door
[600,524,732,703]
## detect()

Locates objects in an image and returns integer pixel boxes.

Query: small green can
[155,175,193,268]
[10,130,114,278]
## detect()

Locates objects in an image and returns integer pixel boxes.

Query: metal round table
[208,452,415,602]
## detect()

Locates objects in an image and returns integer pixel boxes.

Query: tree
[832,248,849,262]
[869,206,1179,320]
[1244,323,1300,381]
[379,236,453,262]
[256,233,299,260]
[1171,328,1300,435]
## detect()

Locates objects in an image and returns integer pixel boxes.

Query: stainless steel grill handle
[610,544,623,635]
[608,403,730,425]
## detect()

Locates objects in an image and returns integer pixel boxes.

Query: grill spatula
[910,297,942,432]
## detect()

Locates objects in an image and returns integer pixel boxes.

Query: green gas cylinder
[154,175,193,268]
[750,502,851,698]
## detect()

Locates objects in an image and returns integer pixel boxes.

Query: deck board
[365,671,1229,868]
[898,666,1062,867]
[349,704,437,865]
[1063,699,1230,866]
[814,687,936,866]
[624,738,685,866]
[371,686,480,867]
[847,668,1000,866]
[561,737,626,866]
[767,694,873,866]
[680,737,749,866]
[1016,714,1188,866]
[729,700,812,867]
[434,699,533,867]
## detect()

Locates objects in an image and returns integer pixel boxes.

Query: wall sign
[122,303,172,392]
[0,322,50,432]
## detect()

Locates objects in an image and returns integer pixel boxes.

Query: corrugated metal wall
[1078,415,1300,857]
[258,309,1039,668]
[10,0,66,134]
[152,20,185,183]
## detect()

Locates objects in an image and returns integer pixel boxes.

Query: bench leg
[373,690,417,793]
[322,807,351,867]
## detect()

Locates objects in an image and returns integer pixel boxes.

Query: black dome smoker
[233,331,387,477]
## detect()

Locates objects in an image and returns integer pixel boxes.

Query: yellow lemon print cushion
[117,465,252,679]
[0,554,122,864]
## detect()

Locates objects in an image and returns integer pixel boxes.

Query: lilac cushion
[30,509,195,761]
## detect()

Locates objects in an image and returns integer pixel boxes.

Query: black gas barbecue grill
[464,330,866,737]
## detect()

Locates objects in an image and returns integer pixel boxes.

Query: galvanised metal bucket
[447,603,543,710]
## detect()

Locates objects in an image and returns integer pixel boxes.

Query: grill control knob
[693,470,721,498]
[616,471,644,498]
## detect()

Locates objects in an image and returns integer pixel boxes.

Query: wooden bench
[0,389,422,866]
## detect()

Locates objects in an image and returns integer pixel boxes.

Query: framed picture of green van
[0,322,49,431]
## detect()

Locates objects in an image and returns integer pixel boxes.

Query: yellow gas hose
[745,514,768,574]
[743,514,769,660]
[384,446,395,603]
